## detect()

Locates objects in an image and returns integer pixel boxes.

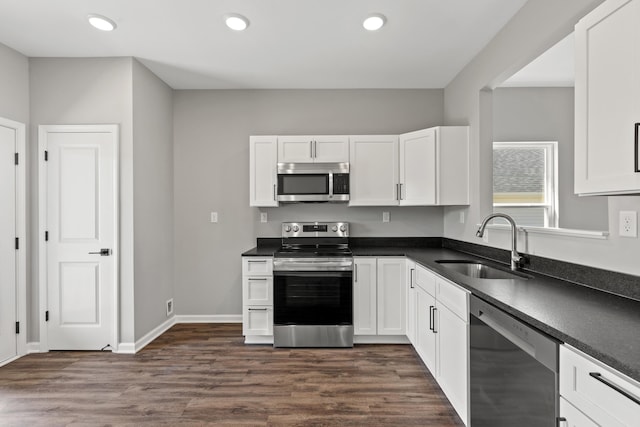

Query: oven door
[273,271,353,326]
[277,173,330,202]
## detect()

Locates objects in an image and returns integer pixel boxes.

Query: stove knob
[331,225,338,232]
[339,225,347,233]
[284,225,292,232]
[292,225,299,232]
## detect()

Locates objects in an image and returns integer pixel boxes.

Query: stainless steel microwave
[277,162,349,202]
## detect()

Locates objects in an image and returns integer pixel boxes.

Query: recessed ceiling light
[363,14,386,31]
[87,14,117,31]
[225,14,249,31]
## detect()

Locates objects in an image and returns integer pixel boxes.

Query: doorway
[39,125,119,351]
[0,117,26,366]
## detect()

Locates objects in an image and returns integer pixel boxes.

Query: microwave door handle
[328,171,334,197]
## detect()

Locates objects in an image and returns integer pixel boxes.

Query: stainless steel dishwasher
[470,295,560,426]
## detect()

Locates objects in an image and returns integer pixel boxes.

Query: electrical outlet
[459,211,465,224]
[619,211,637,237]
[382,212,390,223]
[210,212,218,223]
[260,212,268,223]
[166,299,174,316]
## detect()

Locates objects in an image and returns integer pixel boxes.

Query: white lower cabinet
[406,260,417,345]
[560,397,599,427]
[412,263,469,426]
[242,257,274,342]
[559,344,640,427]
[353,257,406,338]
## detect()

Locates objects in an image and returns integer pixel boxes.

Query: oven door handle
[273,271,353,278]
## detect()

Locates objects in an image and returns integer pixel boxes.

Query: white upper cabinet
[249,136,278,207]
[277,135,349,163]
[399,127,469,206]
[575,0,640,195]
[349,135,400,206]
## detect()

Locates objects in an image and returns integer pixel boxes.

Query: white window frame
[493,141,559,228]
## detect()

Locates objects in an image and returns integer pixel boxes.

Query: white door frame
[0,117,27,364]
[38,124,120,352]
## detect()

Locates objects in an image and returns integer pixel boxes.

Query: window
[493,142,558,227]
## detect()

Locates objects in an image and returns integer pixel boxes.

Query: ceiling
[0,0,529,90]
[501,33,574,87]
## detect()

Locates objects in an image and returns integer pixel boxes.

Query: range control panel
[281,222,349,238]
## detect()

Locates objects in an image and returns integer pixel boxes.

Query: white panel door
[349,136,399,206]
[353,258,377,335]
[399,128,437,205]
[575,0,640,194]
[42,125,118,350]
[0,124,17,363]
[377,258,406,335]
[249,136,278,207]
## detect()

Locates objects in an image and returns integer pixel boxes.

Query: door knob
[89,248,112,256]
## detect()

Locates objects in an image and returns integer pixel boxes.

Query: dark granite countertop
[242,240,640,382]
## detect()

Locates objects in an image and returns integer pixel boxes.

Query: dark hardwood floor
[0,324,465,426]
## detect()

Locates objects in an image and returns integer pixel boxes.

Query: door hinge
[15,237,19,250]
[45,311,49,322]
[45,231,49,241]
[15,322,19,334]
[44,150,48,161]
[14,153,18,165]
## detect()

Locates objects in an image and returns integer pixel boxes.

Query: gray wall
[493,87,608,231]
[173,89,444,316]
[0,43,29,123]
[132,60,174,340]
[29,57,137,344]
[444,0,640,277]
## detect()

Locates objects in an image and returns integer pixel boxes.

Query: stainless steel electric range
[272,221,353,348]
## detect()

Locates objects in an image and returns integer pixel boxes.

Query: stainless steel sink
[436,260,530,280]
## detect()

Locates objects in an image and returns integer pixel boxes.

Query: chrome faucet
[476,213,525,270]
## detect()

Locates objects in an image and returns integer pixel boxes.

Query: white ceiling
[0,0,529,90]
[500,33,574,87]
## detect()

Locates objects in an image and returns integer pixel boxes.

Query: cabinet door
[399,128,437,205]
[314,136,349,163]
[406,260,417,345]
[277,136,314,163]
[349,135,399,206]
[377,258,406,335]
[416,286,437,373]
[437,303,469,426]
[560,398,599,427]
[575,0,640,195]
[249,136,278,207]
[353,258,377,335]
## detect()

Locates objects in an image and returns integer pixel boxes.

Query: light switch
[210,212,218,223]
[260,212,268,223]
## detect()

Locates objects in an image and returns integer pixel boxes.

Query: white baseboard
[0,355,21,368]
[175,314,242,323]
[27,342,41,353]
[244,335,274,345]
[115,314,241,354]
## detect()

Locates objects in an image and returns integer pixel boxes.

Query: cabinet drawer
[415,264,436,296]
[560,397,598,427]
[243,276,273,306]
[436,278,469,322]
[242,306,273,336]
[242,257,273,275]
[560,345,640,427]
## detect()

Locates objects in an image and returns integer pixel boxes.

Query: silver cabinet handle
[310,141,313,158]
[399,183,403,200]
[354,264,358,282]
[248,308,268,311]
[432,307,438,333]
[273,184,277,201]
[429,306,434,331]
[410,268,415,288]
[635,123,640,172]
[247,260,266,263]
[396,183,400,200]
[89,248,111,256]
[248,277,268,281]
